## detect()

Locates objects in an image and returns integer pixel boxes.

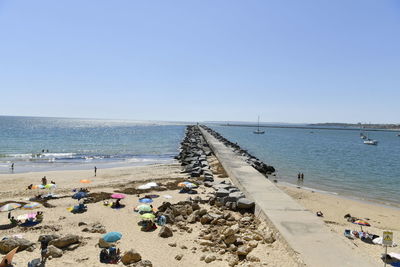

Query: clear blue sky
[0,0,399,123]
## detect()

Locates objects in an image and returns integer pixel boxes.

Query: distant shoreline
[219,123,400,132]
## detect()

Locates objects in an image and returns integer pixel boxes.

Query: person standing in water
[301,173,304,180]
[94,166,97,177]
[11,163,14,172]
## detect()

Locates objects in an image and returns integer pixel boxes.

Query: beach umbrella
[111,193,126,199]
[44,184,56,189]
[140,213,155,220]
[0,203,21,212]
[139,198,153,204]
[22,202,42,210]
[136,204,152,212]
[353,219,370,231]
[146,194,159,199]
[72,192,87,200]
[178,182,197,188]
[0,246,18,267]
[80,179,91,184]
[102,232,122,243]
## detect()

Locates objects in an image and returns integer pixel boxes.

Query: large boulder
[49,234,80,249]
[158,226,173,238]
[237,198,255,209]
[215,189,229,197]
[38,234,60,244]
[121,249,142,265]
[46,245,63,258]
[0,237,35,253]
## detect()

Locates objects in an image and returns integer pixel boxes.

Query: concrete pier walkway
[200,127,375,267]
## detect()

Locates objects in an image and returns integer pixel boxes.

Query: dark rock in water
[237,198,255,209]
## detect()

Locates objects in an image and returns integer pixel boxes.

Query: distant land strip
[219,124,400,132]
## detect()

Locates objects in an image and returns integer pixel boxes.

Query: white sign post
[382,231,393,267]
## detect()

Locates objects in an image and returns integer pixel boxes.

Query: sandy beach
[279,184,400,266]
[0,162,299,266]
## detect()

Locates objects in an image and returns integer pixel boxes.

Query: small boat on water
[364,139,378,145]
[253,116,265,134]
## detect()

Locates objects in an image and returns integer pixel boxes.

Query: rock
[121,249,142,265]
[196,209,207,217]
[38,234,60,244]
[180,245,187,249]
[216,189,229,197]
[247,255,261,262]
[200,214,213,224]
[204,254,216,263]
[199,240,214,246]
[237,198,255,209]
[236,245,251,256]
[49,235,80,249]
[240,216,252,223]
[223,234,237,245]
[168,242,177,247]
[175,254,183,260]
[204,181,213,187]
[46,245,63,258]
[248,240,258,248]
[230,224,240,233]
[223,227,235,237]
[139,260,153,266]
[158,226,173,238]
[187,213,198,223]
[227,256,239,267]
[78,222,87,226]
[0,237,35,253]
[264,232,276,244]
[82,223,106,234]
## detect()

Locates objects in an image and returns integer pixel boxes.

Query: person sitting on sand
[108,246,121,264]
[50,180,56,184]
[41,176,47,186]
[36,211,44,222]
[143,220,157,232]
[27,184,33,190]
[112,199,122,209]
[100,248,110,263]
[9,216,19,226]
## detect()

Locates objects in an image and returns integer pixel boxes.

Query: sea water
[0,116,185,173]
[209,125,400,207]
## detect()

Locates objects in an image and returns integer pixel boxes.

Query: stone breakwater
[175,125,214,182]
[175,125,256,213]
[200,126,275,176]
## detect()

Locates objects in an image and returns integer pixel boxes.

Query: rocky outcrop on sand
[200,125,275,176]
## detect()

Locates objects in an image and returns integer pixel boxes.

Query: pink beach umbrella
[111,193,126,199]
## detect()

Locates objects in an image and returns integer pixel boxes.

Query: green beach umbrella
[140,213,155,220]
[137,204,152,212]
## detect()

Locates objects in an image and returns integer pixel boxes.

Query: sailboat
[253,116,265,134]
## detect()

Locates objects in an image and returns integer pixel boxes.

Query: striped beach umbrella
[0,203,21,212]
[22,202,42,210]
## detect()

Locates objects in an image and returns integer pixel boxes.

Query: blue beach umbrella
[102,232,122,243]
[139,198,153,204]
[72,192,88,200]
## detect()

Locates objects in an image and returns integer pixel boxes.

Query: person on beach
[297,173,301,180]
[94,166,97,177]
[27,184,33,190]
[301,173,304,180]
[10,163,14,172]
[41,176,47,185]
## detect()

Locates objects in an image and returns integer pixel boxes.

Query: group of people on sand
[7,211,44,226]
[100,246,121,264]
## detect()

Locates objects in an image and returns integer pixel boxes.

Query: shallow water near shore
[209,125,400,207]
[0,116,185,173]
